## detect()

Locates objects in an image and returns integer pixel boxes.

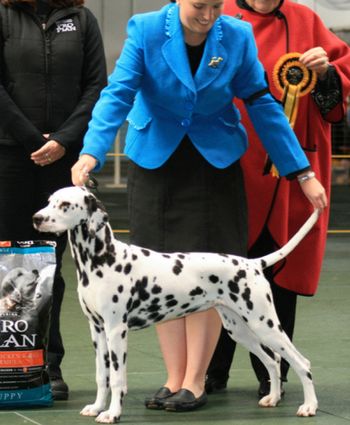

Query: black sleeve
[311,65,342,118]
[0,13,46,155]
[49,8,107,151]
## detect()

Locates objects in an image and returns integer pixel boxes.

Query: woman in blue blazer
[72,0,327,412]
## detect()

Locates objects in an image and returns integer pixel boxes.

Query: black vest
[0,4,86,145]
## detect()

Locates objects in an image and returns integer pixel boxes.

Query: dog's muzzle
[33,214,44,229]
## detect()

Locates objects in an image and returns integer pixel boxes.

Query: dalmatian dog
[0,267,40,316]
[33,186,319,423]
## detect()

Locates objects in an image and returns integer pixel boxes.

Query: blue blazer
[82,3,309,176]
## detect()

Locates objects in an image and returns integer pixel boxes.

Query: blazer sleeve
[49,8,107,151]
[233,26,310,176]
[80,14,145,170]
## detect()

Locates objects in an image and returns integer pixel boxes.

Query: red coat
[224,0,350,295]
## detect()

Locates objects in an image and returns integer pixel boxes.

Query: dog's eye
[58,201,71,211]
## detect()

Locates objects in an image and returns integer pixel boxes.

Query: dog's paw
[258,394,280,408]
[80,404,103,417]
[95,410,120,424]
[296,402,318,417]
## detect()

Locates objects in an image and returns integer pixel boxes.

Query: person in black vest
[0,0,106,400]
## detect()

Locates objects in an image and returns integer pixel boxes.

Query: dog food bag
[0,240,56,408]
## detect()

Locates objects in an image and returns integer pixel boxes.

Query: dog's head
[0,267,39,311]
[33,186,109,237]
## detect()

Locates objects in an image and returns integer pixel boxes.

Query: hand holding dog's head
[33,186,109,237]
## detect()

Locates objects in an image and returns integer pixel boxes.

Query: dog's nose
[33,214,44,227]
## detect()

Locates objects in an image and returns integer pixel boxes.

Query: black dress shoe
[164,389,207,412]
[204,375,228,394]
[50,376,69,401]
[258,379,285,398]
[144,386,176,410]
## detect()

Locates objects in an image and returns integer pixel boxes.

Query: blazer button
[181,118,191,127]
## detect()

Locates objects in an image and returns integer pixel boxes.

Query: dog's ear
[84,194,109,238]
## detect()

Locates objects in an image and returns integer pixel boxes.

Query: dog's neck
[68,221,123,285]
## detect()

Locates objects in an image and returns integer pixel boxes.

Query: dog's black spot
[111,351,119,371]
[123,352,127,364]
[242,287,253,310]
[81,270,89,287]
[278,324,283,332]
[184,307,200,314]
[121,330,127,339]
[128,317,147,328]
[261,259,267,268]
[166,299,178,308]
[115,264,123,273]
[189,287,203,296]
[260,344,275,360]
[229,293,238,302]
[132,254,138,261]
[260,315,265,321]
[141,249,150,256]
[124,263,132,275]
[94,325,101,333]
[173,259,183,275]
[267,319,274,328]
[112,295,118,303]
[126,298,132,312]
[234,269,246,283]
[135,277,150,301]
[165,294,174,300]
[96,270,103,278]
[104,352,110,369]
[93,341,97,350]
[178,254,185,259]
[228,279,239,294]
[218,288,223,295]
[181,303,190,309]
[209,275,219,283]
[95,237,104,253]
[306,372,312,381]
[232,259,239,266]
[266,293,272,303]
[122,313,127,323]
[242,316,248,323]
[106,376,110,389]
[131,299,141,310]
[118,285,124,293]
[151,285,162,294]
[254,269,261,275]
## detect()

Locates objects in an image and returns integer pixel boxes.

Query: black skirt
[127,138,247,256]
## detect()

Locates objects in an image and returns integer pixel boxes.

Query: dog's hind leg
[215,306,282,407]
[80,321,110,418]
[95,323,129,424]
[256,327,318,416]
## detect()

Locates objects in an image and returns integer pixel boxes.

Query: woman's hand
[299,175,327,210]
[299,47,329,79]
[31,137,66,166]
[71,154,98,186]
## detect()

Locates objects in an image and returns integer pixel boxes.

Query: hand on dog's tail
[260,209,321,269]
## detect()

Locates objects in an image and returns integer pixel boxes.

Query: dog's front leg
[80,322,110,418]
[95,324,128,424]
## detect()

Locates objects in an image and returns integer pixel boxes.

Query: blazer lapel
[161,5,196,94]
[195,18,227,92]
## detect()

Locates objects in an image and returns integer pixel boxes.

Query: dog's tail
[259,209,321,269]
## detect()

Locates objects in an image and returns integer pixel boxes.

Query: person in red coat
[206,0,350,397]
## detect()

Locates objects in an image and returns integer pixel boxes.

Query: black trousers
[0,145,78,377]
[207,225,297,383]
